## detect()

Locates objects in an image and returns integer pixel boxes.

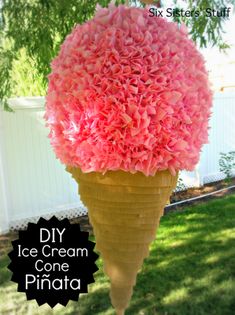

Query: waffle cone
[66,167,178,314]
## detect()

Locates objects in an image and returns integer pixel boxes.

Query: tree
[0,0,234,111]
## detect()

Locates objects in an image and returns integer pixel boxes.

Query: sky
[201,14,235,91]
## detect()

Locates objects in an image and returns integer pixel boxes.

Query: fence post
[195,163,204,187]
[0,110,9,234]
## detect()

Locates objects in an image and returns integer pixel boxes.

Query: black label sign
[8,216,99,307]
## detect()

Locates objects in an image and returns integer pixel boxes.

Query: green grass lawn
[1,194,235,315]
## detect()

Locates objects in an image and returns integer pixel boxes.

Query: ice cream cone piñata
[44,2,212,314]
[66,167,178,313]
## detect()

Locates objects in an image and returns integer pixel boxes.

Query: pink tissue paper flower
[44,3,212,176]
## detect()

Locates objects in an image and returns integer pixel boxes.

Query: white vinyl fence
[0,98,86,234]
[0,92,235,234]
[180,91,235,187]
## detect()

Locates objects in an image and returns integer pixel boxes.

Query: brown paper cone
[66,167,178,314]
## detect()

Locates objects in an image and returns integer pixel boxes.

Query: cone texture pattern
[66,167,178,314]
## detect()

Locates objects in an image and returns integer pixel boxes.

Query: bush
[219,151,235,183]
[175,174,187,192]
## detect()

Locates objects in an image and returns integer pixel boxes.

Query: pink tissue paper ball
[44,3,212,176]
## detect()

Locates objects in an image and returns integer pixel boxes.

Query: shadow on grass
[0,195,235,315]
[126,195,235,315]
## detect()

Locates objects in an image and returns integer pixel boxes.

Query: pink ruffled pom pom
[44,4,212,176]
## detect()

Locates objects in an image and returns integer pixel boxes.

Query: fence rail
[0,92,235,234]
